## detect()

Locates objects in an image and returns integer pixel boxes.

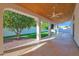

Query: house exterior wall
[74,3,79,47]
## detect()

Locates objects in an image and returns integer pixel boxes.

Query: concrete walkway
[23,29,79,56]
[4,39,33,50]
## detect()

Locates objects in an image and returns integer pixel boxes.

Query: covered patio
[0,3,79,55]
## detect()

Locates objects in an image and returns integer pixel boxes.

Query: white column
[48,23,51,37]
[56,25,59,35]
[55,24,59,35]
[0,9,3,55]
[36,19,41,40]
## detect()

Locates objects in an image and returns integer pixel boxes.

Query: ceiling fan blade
[51,15,59,18]
[55,13,63,16]
[51,14,63,18]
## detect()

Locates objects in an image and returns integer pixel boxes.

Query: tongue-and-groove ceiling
[17,3,76,23]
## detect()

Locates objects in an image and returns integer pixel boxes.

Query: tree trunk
[16,32,20,40]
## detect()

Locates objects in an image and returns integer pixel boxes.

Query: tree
[3,10,36,39]
[41,21,49,30]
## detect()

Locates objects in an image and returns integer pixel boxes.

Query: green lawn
[4,31,48,42]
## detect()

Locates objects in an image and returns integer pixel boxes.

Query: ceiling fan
[48,6,63,18]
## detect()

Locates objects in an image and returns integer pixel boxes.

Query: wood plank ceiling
[17,3,76,23]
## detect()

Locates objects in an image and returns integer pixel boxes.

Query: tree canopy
[41,21,49,30]
[3,10,36,39]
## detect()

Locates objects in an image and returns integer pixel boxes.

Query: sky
[58,21,72,26]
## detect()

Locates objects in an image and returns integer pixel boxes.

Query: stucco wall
[74,3,79,47]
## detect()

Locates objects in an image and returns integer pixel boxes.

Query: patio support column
[0,8,3,55]
[36,18,41,40]
[57,25,59,35]
[48,22,51,37]
[55,24,59,35]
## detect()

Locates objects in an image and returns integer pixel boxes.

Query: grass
[4,31,48,42]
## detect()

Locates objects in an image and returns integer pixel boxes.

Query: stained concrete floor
[23,29,79,56]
